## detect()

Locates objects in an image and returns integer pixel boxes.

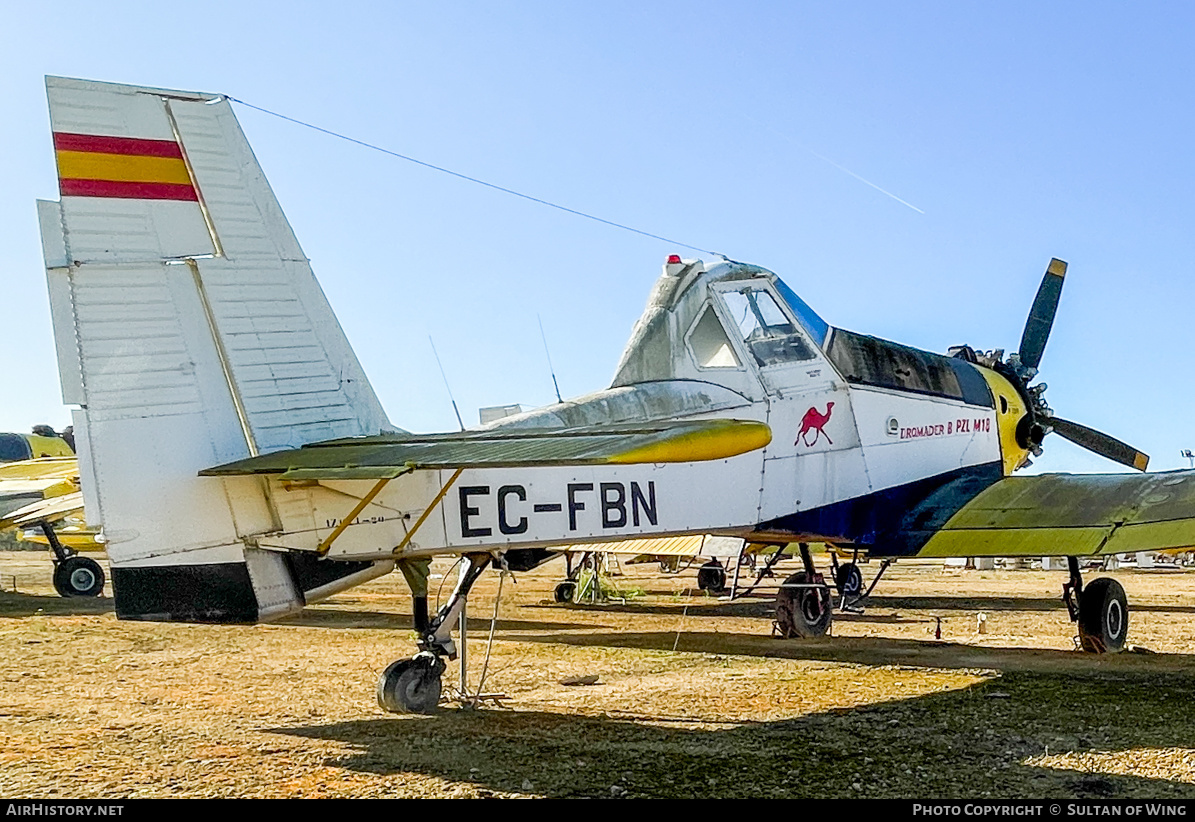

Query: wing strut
[394,468,466,555]
[317,473,406,556]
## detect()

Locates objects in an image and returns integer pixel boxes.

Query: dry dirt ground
[3,550,1195,798]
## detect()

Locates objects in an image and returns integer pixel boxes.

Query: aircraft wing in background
[0,457,79,520]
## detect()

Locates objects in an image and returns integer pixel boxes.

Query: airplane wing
[0,491,85,531]
[916,470,1195,557]
[0,457,78,484]
[0,457,80,519]
[554,534,746,560]
[199,419,772,479]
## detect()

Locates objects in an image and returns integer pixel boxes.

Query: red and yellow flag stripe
[54,132,198,201]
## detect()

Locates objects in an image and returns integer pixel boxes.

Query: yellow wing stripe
[917,528,1109,558]
[607,420,772,464]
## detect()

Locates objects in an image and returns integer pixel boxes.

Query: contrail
[799,145,925,214]
[745,114,925,214]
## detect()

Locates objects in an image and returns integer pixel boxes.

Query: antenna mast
[538,314,564,404]
[429,336,465,431]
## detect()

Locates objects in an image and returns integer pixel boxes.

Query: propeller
[1016,257,1067,374]
[975,258,1150,472]
[1048,417,1150,472]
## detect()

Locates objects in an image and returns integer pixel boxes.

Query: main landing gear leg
[1062,556,1128,654]
[378,553,492,713]
[775,542,833,638]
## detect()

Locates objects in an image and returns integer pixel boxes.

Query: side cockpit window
[722,287,817,366]
[687,305,742,369]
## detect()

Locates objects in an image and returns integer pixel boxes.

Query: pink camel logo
[796,402,834,447]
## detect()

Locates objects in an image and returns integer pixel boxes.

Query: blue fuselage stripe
[755,461,1004,556]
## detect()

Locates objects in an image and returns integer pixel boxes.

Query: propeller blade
[1050,416,1149,471]
[1018,258,1067,370]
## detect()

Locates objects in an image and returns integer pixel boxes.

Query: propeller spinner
[999,258,1149,472]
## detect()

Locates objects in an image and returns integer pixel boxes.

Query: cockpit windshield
[773,277,829,347]
[721,286,818,367]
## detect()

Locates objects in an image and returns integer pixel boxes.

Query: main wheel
[377,653,445,714]
[52,556,105,598]
[554,580,577,603]
[697,560,727,593]
[1077,577,1128,653]
[835,562,863,598]
[775,571,832,638]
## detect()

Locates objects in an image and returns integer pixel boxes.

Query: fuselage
[273,258,1037,563]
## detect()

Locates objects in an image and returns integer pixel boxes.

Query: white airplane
[36,77,1195,714]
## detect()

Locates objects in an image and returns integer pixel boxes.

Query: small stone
[522,779,534,792]
[610,785,626,797]
[561,674,600,686]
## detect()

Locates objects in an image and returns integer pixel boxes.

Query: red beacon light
[664,253,687,277]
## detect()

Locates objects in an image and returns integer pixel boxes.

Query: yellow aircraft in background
[0,428,74,462]
[0,427,104,597]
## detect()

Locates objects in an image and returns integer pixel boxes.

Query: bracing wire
[227,96,716,256]
[473,570,505,701]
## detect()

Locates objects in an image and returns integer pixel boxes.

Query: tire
[52,557,105,598]
[1077,577,1128,653]
[554,580,577,603]
[697,560,727,593]
[775,571,832,638]
[377,654,445,714]
[836,562,863,597]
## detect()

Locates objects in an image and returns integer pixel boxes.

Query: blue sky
[2,2,1193,472]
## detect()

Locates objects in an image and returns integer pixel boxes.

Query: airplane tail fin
[38,77,395,622]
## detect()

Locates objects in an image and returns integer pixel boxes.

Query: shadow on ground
[274,672,1195,798]
[0,591,113,618]
[280,608,609,633]
[553,593,1195,617]
[502,627,1195,676]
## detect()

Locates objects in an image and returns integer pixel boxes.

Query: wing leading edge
[917,470,1195,557]
[199,419,772,480]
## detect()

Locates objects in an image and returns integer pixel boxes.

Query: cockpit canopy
[610,259,830,396]
[611,258,993,410]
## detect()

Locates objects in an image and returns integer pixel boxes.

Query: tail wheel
[775,571,832,638]
[52,556,105,598]
[697,560,727,594]
[835,562,863,597]
[1077,577,1128,653]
